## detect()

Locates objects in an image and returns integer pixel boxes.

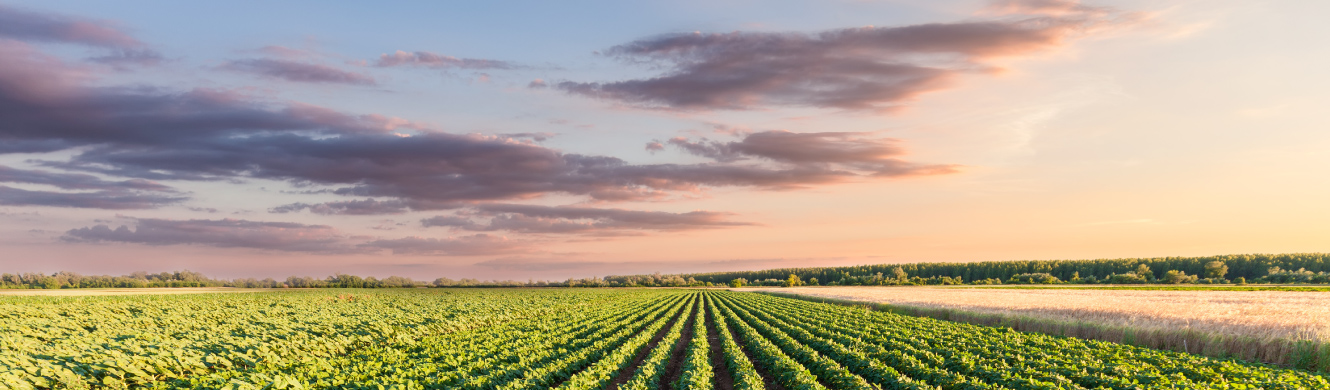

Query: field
[747,286,1330,370]
[964,286,1330,292]
[0,288,271,297]
[2,289,1328,389]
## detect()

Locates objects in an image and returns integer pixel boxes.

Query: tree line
[8,253,1329,290]
[644,253,1330,286]
[0,271,564,290]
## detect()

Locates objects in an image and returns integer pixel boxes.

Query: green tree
[784,274,803,287]
[1135,264,1154,282]
[1162,270,1198,284]
[807,277,819,286]
[39,277,60,290]
[729,278,745,288]
[1205,261,1229,279]
[891,267,908,281]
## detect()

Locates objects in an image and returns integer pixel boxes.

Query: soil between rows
[658,297,700,389]
[705,301,736,390]
[720,301,787,390]
[605,296,691,390]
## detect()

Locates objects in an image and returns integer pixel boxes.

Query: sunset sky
[1,0,1326,280]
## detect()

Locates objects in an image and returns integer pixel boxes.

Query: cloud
[0,4,143,49]
[359,234,528,256]
[421,204,753,235]
[0,38,956,216]
[0,5,162,68]
[271,198,459,215]
[656,130,957,177]
[985,0,1107,16]
[375,50,514,69]
[558,2,1133,111]
[221,59,376,85]
[0,186,184,209]
[0,165,183,209]
[89,49,164,67]
[62,217,359,253]
[0,165,173,191]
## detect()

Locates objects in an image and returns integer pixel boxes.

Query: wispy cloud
[421,204,753,235]
[221,58,376,85]
[558,1,1136,111]
[0,165,183,209]
[62,217,357,253]
[375,50,515,70]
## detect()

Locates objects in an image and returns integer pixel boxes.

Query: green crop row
[3,289,1328,389]
[711,291,1330,390]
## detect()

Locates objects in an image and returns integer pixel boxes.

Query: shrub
[1006,273,1062,284]
[1161,270,1198,284]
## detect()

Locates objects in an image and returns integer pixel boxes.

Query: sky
[1,0,1327,280]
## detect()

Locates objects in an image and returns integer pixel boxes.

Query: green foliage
[784,274,803,287]
[1162,270,1200,284]
[1005,272,1062,284]
[1205,261,1230,279]
[1261,267,1330,284]
[637,252,1330,286]
[3,289,1328,389]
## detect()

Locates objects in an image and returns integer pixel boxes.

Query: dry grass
[0,287,274,296]
[745,286,1330,371]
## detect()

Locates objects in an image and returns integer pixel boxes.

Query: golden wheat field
[744,286,1330,367]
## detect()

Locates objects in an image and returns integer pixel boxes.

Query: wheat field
[745,286,1330,369]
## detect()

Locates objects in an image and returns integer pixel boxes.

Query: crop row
[3,289,1328,389]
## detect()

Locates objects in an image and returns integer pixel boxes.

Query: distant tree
[891,267,908,281]
[729,279,745,288]
[1205,261,1229,279]
[1162,270,1198,284]
[1134,264,1154,282]
[784,274,803,287]
[808,277,819,286]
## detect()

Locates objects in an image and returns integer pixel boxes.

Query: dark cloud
[656,130,956,177]
[421,204,752,235]
[88,48,164,67]
[222,59,377,85]
[62,217,358,253]
[375,50,514,69]
[271,198,459,215]
[0,38,956,217]
[0,186,184,209]
[0,165,183,209]
[558,3,1131,111]
[359,234,528,256]
[499,132,556,142]
[0,4,143,49]
[0,165,173,191]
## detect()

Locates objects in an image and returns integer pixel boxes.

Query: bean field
[1,289,1326,389]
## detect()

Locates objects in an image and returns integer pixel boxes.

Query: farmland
[2,289,1328,389]
[746,286,1330,372]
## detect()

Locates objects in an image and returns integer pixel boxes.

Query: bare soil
[658,298,699,390]
[606,297,690,390]
[705,302,736,390]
